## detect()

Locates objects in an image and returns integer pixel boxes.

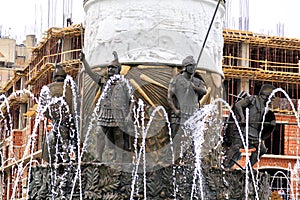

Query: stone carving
[28,163,270,200]
[83,0,225,76]
[28,164,121,200]
[223,84,276,168]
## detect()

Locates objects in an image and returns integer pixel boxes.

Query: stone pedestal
[28,163,270,200]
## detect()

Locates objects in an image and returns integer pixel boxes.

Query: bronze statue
[167,56,207,162]
[41,64,78,164]
[81,51,132,162]
[223,84,276,169]
[168,56,207,125]
[168,56,206,124]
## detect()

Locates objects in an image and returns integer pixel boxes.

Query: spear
[191,0,223,80]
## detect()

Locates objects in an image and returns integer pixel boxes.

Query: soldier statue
[167,56,207,161]
[41,64,78,164]
[223,84,276,169]
[81,51,132,162]
[168,56,207,126]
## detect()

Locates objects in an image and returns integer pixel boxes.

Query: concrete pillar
[24,35,37,60]
[7,171,11,200]
[237,42,250,94]
[238,43,249,67]
[18,104,26,129]
[61,38,72,62]
[238,78,250,94]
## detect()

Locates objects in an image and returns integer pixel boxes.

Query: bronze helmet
[53,64,67,82]
[107,51,121,73]
[259,84,275,96]
[182,56,196,71]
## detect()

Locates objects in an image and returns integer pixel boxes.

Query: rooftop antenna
[48,0,50,28]
[34,3,37,35]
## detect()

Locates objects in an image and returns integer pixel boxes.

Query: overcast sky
[0,0,84,43]
[227,0,300,38]
[0,0,299,43]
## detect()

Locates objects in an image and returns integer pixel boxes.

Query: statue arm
[167,81,180,116]
[127,89,134,116]
[80,52,102,85]
[234,97,252,122]
[191,79,207,97]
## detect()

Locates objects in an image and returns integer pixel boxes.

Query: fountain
[4,0,276,199]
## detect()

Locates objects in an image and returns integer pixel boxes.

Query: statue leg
[61,126,73,163]
[123,132,130,151]
[56,127,70,163]
[223,138,243,168]
[95,124,106,162]
[42,131,54,163]
[172,123,194,164]
[170,115,180,138]
[250,140,267,167]
[114,127,124,162]
[102,126,116,162]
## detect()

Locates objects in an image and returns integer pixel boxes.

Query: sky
[0,0,299,44]
[0,0,84,43]
[227,0,300,38]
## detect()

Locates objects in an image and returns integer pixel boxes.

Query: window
[265,124,284,155]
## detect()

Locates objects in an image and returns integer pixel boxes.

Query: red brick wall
[235,156,295,169]
[276,114,299,156]
[12,130,23,146]
[257,157,295,169]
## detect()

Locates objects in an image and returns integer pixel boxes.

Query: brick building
[0,24,82,199]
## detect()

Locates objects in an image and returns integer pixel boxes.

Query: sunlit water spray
[11,76,80,200]
[129,100,174,199]
[183,98,227,199]
[0,89,38,199]
[270,170,293,197]
[69,74,135,199]
[200,98,259,199]
[266,88,300,200]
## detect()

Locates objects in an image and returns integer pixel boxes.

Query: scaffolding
[223,29,300,50]
[223,29,300,112]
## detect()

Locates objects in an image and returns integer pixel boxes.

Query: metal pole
[191,0,222,79]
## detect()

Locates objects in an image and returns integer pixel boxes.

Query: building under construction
[0,24,82,199]
[223,29,300,199]
[0,24,300,199]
